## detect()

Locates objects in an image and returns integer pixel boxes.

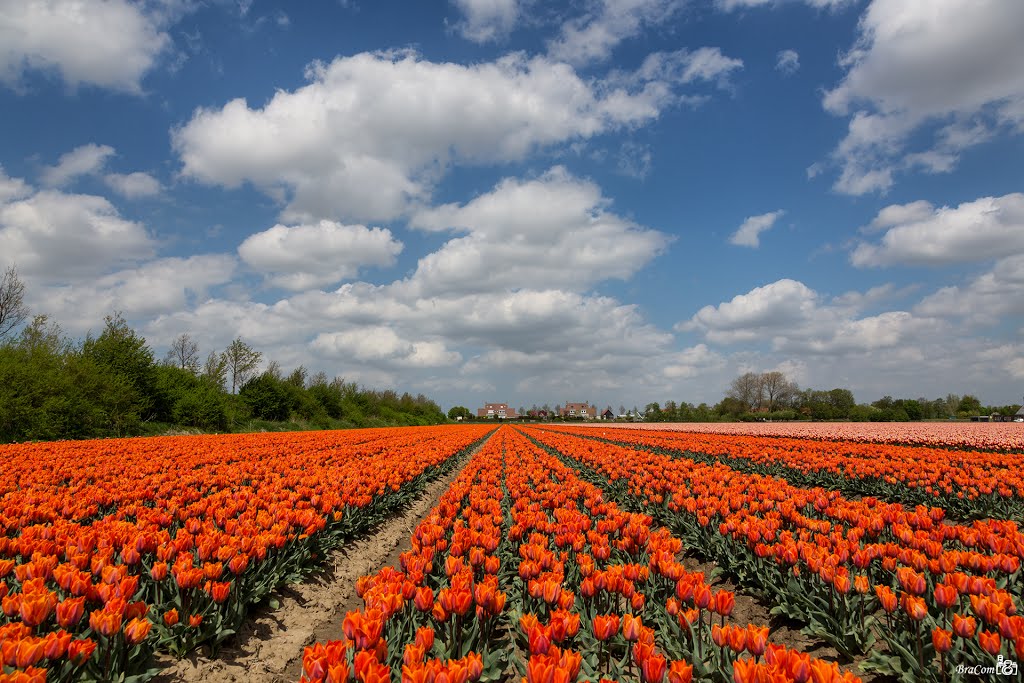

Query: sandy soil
[152,445,480,683]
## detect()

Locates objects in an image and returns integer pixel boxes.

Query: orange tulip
[56,596,86,628]
[124,617,152,645]
[641,653,667,683]
[932,628,952,654]
[745,624,769,657]
[978,630,1001,655]
[13,639,46,668]
[952,614,977,638]
[89,608,122,637]
[874,585,897,613]
[934,584,958,610]
[667,660,693,683]
[592,614,619,641]
[68,638,96,666]
[714,590,735,617]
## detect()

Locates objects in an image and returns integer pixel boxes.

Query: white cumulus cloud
[822,0,1024,194]
[851,193,1024,267]
[451,0,519,42]
[729,209,784,248]
[173,50,705,222]
[0,0,172,93]
[0,167,31,203]
[406,166,670,297]
[680,278,942,355]
[238,220,403,290]
[775,49,799,75]
[0,189,154,281]
[312,327,461,368]
[548,0,686,66]
[33,254,237,332]
[104,172,162,199]
[41,143,115,187]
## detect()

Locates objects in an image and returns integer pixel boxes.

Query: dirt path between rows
[153,440,486,683]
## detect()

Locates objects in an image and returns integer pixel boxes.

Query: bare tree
[728,371,764,411]
[223,337,262,394]
[760,371,797,411]
[0,265,29,340]
[164,332,200,373]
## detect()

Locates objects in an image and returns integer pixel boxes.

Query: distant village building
[477,402,516,419]
[558,402,597,419]
[601,408,615,420]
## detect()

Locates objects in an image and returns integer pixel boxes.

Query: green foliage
[0,313,447,443]
[154,364,228,431]
[448,405,473,420]
[223,337,262,394]
[956,394,982,416]
[0,316,145,441]
[81,312,157,428]
[240,372,292,421]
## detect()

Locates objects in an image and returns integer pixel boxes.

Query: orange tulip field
[1,423,1022,683]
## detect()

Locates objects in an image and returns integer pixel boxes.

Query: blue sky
[2,0,1023,411]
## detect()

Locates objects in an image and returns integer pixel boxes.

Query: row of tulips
[521,426,1024,682]
[587,422,1024,453]
[0,425,494,682]
[557,425,1024,521]
[301,425,860,683]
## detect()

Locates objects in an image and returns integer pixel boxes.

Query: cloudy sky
[2,0,1023,411]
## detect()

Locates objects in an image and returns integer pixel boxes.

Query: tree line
[642,371,1021,422]
[0,266,445,443]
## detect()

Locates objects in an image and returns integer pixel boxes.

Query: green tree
[448,406,472,420]
[957,395,982,417]
[223,337,262,394]
[240,372,290,421]
[902,399,923,421]
[827,388,856,418]
[202,350,228,390]
[81,312,157,431]
[154,364,227,431]
[285,365,308,388]
[944,394,961,418]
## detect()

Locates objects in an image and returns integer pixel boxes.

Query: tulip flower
[745,624,769,657]
[933,584,959,610]
[68,638,97,666]
[124,617,152,645]
[592,614,619,641]
[952,614,977,638]
[56,596,86,628]
[931,628,952,654]
[978,630,1002,655]
[667,660,693,683]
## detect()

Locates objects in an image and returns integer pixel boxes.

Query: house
[601,409,615,420]
[477,402,517,419]
[557,402,597,419]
